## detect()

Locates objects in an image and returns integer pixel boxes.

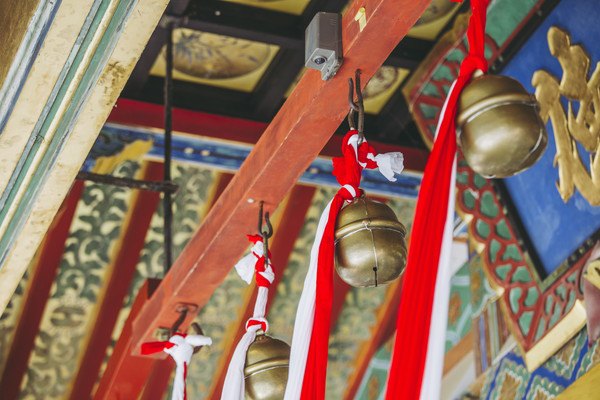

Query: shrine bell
[456,74,547,178]
[334,196,407,287]
[245,332,290,400]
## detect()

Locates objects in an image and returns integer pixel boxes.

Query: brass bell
[456,74,547,178]
[334,196,407,287]
[245,332,290,400]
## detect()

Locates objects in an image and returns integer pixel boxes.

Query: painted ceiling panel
[407,0,461,40]
[267,187,338,343]
[220,0,311,15]
[96,163,218,393]
[19,161,140,399]
[150,28,279,92]
[285,66,410,116]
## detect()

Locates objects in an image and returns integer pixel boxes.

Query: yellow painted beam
[557,362,600,399]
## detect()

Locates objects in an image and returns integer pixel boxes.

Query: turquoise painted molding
[0,0,139,267]
[0,0,61,134]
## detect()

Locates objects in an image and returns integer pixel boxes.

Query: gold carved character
[532,27,600,205]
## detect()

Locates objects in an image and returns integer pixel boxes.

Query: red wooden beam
[138,172,235,400]
[69,162,163,400]
[128,0,432,355]
[94,279,163,400]
[108,99,428,172]
[138,358,173,400]
[207,184,316,399]
[0,180,84,400]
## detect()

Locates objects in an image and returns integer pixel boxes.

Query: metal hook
[347,70,365,140]
[258,202,273,239]
[258,201,273,269]
[170,307,188,337]
[190,322,205,353]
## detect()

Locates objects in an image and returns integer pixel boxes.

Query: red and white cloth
[141,332,212,400]
[385,1,489,399]
[221,235,275,399]
[284,130,403,400]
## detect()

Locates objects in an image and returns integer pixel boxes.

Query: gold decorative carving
[533,27,600,205]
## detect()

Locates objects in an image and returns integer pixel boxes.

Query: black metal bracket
[76,171,178,193]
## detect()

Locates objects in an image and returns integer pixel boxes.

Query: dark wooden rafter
[68,162,163,400]
[124,0,434,132]
[124,0,191,94]
[207,184,316,399]
[124,0,432,357]
[0,180,85,400]
[185,0,303,49]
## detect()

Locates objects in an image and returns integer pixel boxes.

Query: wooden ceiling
[122,0,467,148]
[0,0,559,399]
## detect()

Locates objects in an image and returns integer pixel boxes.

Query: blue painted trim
[92,123,423,199]
[0,0,62,134]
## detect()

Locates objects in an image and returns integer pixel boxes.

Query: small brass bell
[334,196,407,287]
[456,74,547,178]
[245,332,290,400]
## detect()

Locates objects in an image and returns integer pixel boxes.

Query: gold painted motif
[150,29,278,92]
[221,0,310,16]
[533,27,600,205]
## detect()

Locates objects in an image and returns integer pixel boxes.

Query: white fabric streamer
[283,200,332,400]
[164,334,212,400]
[221,239,274,400]
[417,79,458,400]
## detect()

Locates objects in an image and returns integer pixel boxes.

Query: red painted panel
[0,180,84,400]
[94,279,162,400]
[69,162,163,399]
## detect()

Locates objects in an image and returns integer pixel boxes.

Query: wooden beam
[207,185,316,399]
[0,180,84,400]
[107,99,428,172]
[128,0,431,355]
[343,278,403,400]
[94,279,163,400]
[68,162,163,400]
[137,172,235,400]
[138,358,174,400]
[443,329,474,375]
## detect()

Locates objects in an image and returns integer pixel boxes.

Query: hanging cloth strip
[141,332,213,400]
[221,234,275,399]
[285,130,404,400]
[385,1,489,399]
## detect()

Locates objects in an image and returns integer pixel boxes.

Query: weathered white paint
[0,0,170,314]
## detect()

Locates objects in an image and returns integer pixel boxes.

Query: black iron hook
[347,70,365,139]
[190,322,205,353]
[170,307,188,337]
[258,201,273,269]
[258,201,273,240]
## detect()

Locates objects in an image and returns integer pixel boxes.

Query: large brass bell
[245,332,290,400]
[334,196,407,287]
[456,74,547,178]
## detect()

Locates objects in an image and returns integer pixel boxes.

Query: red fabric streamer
[300,130,383,399]
[140,333,185,355]
[385,1,489,399]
